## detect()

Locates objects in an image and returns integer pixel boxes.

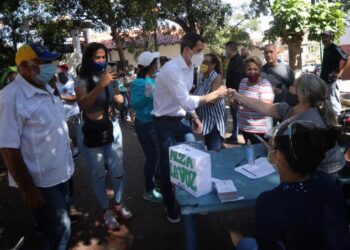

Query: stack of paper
[234,157,276,179]
[213,179,243,203]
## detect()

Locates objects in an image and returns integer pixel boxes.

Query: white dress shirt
[0,74,74,188]
[153,56,200,117]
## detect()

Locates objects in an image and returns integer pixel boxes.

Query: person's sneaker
[113,204,133,220]
[70,214,80,224]
[103,209,119,230]
[143,189,163,203]
[225,137,239,144]
[165,207,180,223]
[34,222,44,236]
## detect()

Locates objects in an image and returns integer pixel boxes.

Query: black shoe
[70,214,80,224]
[166,207,180,223]
[34,222,44,236]
[225,137,238,144]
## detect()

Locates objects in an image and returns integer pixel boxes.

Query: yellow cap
[15,44,38,65]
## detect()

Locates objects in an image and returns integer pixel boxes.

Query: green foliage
[152,0,232,34]
[265,0,310,43]
[308,1,346,41]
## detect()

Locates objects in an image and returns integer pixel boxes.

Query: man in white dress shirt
[0,43,74,249]
[153,33,227,223]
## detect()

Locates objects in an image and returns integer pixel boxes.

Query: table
[175,144,280,250]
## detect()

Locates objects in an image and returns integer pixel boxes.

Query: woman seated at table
[231,121,350,250]
[228,74,345,177]
[236,56,274,144]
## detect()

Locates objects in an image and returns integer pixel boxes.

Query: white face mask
[190,50,204,66]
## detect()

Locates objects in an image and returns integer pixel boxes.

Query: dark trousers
[154,117,194,209]
[134,119,159,192]
[32,180,71,250]
[230,106,239,141]
[240,130,267,145]
[204,127,223,151]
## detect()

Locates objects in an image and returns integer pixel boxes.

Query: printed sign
[169,144,212,197]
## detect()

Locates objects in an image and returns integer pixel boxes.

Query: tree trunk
[111,28,127,70]
[10,21,17,51]
[287,36,303,71]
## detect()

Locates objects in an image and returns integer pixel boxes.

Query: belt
[153,115,184,122]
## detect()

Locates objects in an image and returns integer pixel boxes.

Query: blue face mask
[38,64,57,84]
[93,61,107,72]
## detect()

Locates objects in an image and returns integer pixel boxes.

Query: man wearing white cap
[153,32,227,223]
[131,51,163,203]
[0,43,74,249]
[321,31,350,116]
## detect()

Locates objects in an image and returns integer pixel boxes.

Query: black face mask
[286,93,299,107]
[58,72,69,84]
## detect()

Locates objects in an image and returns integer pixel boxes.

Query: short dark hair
[225,41,238,52]
[180,32,205,53]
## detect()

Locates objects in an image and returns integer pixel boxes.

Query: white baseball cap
[137,51,160,67]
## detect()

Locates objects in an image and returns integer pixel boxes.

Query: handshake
[207,86,239,105]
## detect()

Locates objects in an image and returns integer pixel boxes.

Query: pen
[242,167,257,176]
[235,158,245,167]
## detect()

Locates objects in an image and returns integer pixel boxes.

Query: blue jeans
[230,106,239,141]
[204,127,223,151]
[134,119,159,191]
[154,117,194,209]
[236,237,258,250]
[77,119,124,210]
[32,181,71,250]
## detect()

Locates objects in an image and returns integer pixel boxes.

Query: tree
[265,0,310,70]
[265,0,346,71]
[0,0,46,51]
[139,0,232,35]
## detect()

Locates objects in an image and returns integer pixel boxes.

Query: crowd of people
[0,30,350,250]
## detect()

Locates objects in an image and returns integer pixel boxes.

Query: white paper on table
[234,157,276,179]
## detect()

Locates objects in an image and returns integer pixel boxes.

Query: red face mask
[247,74,259,83]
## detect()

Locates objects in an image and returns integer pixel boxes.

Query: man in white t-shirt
[0,43,74,249]
[56,64,80,158]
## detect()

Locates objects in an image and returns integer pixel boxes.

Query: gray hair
[295,74,336,127]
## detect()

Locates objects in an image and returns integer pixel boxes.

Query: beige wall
[109,44,181,67]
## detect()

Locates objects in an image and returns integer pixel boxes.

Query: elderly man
[0,43,74,249]
[320,31,350,116]
[262,44,295,104]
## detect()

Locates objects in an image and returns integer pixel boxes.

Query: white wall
[110,44,181,67]
[340,27,350,46]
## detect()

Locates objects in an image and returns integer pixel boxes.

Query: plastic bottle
[245,139,255,165]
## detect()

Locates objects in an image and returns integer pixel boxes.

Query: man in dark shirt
[262,44,295,103]
[225,41,244,144]
[321,31,350,116]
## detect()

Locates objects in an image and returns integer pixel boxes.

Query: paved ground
[0,118,255,250]
[1,79,350,250]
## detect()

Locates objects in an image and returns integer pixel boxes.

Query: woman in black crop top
[75,42,133,230]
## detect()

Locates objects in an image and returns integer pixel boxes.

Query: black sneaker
[34,222,44,236]
[225,137,238,144]
[166,207,180,223]
[70,214,80,224]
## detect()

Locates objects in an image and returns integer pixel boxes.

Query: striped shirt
[194,70,226,137]
[238,78,274,134]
